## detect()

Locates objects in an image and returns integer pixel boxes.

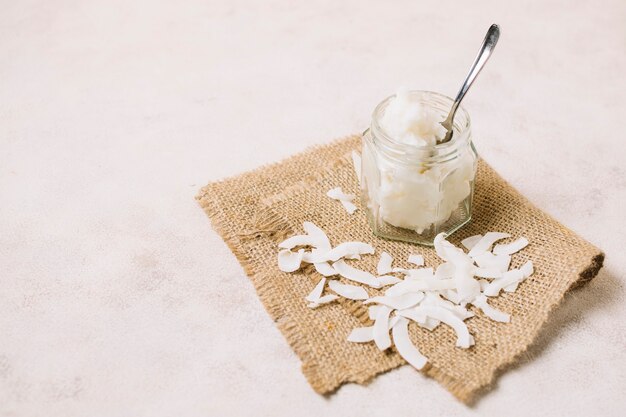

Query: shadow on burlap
[196,135,603,404]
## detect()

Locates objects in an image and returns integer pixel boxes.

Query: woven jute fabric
[196,135,604,403]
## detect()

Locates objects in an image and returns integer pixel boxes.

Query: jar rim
[371,90,472,153]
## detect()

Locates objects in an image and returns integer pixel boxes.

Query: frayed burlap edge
[195,135,604,404]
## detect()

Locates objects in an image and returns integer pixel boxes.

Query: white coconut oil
[362,90,477,245]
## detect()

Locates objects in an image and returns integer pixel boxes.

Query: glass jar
[361,90,478,246]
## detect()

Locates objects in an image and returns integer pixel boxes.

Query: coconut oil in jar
[361,90,478,246]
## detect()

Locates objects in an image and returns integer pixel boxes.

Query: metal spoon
[438,24,500,144]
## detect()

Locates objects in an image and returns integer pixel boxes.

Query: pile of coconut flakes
[277,224,532,371]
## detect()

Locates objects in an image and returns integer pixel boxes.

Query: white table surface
[1,0,625,415]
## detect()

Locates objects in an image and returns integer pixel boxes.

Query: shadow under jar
[361,90,478,246]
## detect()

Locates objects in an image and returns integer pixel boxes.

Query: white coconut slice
[468,232,511,257]
[302,221,331,250]
[412,305,474,348]
[368,305,381,320]
[473,267,503,279]
[278,249,305,272]
[351,150,362,186]
[422,293,474,320]
[377,275,402,286]
[473,252,511,272]
[493,237,529,256]
[373,306,392,351]
[472,294,510,322]
[392,317,428,370]
[441,289,461,304]
[307,294,339,309]
[408,254,424,266]
[305,277,327,302]
[435,262,455,279]
[326,186,355,201]
[503,282,518,293]
[347,315,401,343]
[418,317,441,331]
[327,187,358,214]
[313,242,375,262]
[461,234,483,251]
[377,251,393,275]
[392,267,415,275]
[364,292,425,310]
[407,268,435,280]
[340,200,358,214]
[278,235,318,250]
[434,233,457,262]
[454,262,481,303]
[347,326,374,343]
[332,260,381,288]
[313,262,337,277]
[328,279,369,300]
[520,260,534,277]
[483,269,524,297]
[479,279,490,291]
[385,278,456,296]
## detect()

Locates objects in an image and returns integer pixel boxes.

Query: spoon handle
[441,24,500,133]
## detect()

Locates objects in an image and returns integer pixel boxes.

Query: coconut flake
[327,187,357,214]
[472,294,510,322]
[340,200,358,214]
[314,242,375,262]
[412,305,474,348]
[392,317,428,370]
[348,315,401,343]
[385,278,456,296]
[313,262,337,277]
[473,267,503,279]
[520,260,534,277]
[278,249,305,272]
[388,315,401,329]
[422,293,474,320]
[326,186,355,201]
[332,260,381,288]
[377,251,393,275]
[302,221,331,250]
[373,306,392,350]
[454,262,481,303]
[278,235,318,250]
[406,267,435,280]
[307,294,339,309]
[347,326,374,343]
[377,275,402,286]
[493,237,529,256]
[483,269,524,297]
[368,305,381,320]
[468,232,511,257]
[473,252,511,272]
[461,234,483,251]
[351,151,362,186]
[408,254,424,266]
[364,292,425,310]
[328,279,369,300]
[435,262,455,279]
[305,278,327,303]
[392,267,416,275]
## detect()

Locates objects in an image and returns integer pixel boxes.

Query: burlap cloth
[196,135,604,404]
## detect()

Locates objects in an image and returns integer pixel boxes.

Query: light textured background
[1,0,625,416]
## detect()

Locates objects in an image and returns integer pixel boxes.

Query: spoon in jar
[438,24,500,144]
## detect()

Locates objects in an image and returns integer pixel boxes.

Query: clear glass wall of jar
[361,90,478,246]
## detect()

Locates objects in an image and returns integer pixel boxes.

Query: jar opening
[370,90,472,156]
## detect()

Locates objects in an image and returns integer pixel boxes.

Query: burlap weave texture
[196,135,603,403]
